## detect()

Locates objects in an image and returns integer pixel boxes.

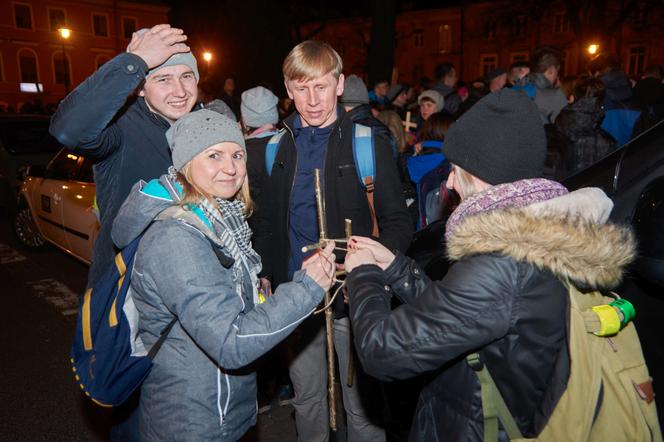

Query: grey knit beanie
[441,88,546,185]
[166,109,245,171]
[340,75,369,107]
[418,89,445,112]
[129,29,200,81]
[241,86,279,128]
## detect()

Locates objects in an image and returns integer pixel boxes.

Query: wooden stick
[344,219,356,388]
[314,169,337,431]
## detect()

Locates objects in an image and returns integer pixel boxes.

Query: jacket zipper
[282,122,297,240]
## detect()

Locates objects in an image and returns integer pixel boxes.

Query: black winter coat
[552,97,617,177]
[252,110,413,302]
[346,191,634,441]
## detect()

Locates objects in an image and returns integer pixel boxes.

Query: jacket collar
[447,187,634,290]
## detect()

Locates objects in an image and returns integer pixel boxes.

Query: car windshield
[0,121,61,154]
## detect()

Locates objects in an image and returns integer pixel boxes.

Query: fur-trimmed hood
[447,188,635,290]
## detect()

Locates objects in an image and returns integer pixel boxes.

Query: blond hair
[377,110,407,153]
[177,165,254,217]
[283,40,343,82]
[452,165,483,200]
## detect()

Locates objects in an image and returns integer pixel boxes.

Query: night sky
[161,0,459,97]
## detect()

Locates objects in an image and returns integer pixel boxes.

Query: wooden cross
[402,111,417,132]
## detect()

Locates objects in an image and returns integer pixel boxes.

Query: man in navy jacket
[50,24,199,287]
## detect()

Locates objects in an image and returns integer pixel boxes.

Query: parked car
[14,148,99,264]
[0,114,62,210]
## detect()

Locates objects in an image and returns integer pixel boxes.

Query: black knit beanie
[442,88,546,185]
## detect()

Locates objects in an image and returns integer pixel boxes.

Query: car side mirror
[25,164,46,179]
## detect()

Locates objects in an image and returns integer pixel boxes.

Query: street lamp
[587,43,599,56]
[58,27,71,95]
[202,51,213,78]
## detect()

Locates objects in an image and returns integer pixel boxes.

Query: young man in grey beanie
[241,86,280,210]
[49,24,199,440]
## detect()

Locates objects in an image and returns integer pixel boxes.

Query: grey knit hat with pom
[166,109,245,170]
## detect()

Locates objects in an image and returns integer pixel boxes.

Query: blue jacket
[111,176,325,441]
[49,52,174,287]
[600,71,642,147]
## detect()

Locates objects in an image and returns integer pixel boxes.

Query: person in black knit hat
[340,88,646,441]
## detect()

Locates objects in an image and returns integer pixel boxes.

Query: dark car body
[0,114,61,210]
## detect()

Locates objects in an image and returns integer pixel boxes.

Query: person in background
[241,86,280,208]
[587,53,642,146]
[487,68,508,92]
[433,62,461,115]
[221,77,241,119]
[509,60,530,85]
[343,89,637,441]
[369,79,390,106]
[409,113,456,228]
[515,46,568,124]
[558,75,577,104]
[340,75,396,155]
[111,109,336,441]
[550,75,616,178]
[632,64,664,122]
[386,83,412,119]
[416,90,445,132]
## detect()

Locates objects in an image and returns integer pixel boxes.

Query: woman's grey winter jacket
[112,176,325,441]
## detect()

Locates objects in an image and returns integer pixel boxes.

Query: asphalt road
[0,209,298,441]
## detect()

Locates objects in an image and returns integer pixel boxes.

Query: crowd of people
[47,24,662,441]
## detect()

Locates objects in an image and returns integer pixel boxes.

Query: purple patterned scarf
[445,178,568,242]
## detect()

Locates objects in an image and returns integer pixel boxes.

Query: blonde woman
[111,110,335,441]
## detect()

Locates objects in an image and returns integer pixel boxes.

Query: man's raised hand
[126,24,190,69]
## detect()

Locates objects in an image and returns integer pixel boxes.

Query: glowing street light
[587,44,599,55]
[58,27,72,95]
[202,51,213,63]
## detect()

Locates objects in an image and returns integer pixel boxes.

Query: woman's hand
[345,236,396,272]
[301,241,336,291]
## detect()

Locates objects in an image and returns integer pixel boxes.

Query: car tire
[14,206,45,248]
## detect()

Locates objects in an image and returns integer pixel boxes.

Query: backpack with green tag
[467,282,662,441]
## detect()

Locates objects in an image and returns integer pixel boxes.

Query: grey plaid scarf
[198,197,262,274]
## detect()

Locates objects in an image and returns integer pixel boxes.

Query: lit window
[14,3,33,30]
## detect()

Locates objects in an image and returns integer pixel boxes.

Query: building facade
[0,0,169,112]
[301,0,664,87]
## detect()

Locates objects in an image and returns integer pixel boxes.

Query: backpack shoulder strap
[352,123,379,237]
[265,129,286,176]
[467,352,524,441]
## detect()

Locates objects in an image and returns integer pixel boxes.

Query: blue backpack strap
[512,83,537,100]
[352,123,380,237]
[265,129,286,176]
[352,123,376,191]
